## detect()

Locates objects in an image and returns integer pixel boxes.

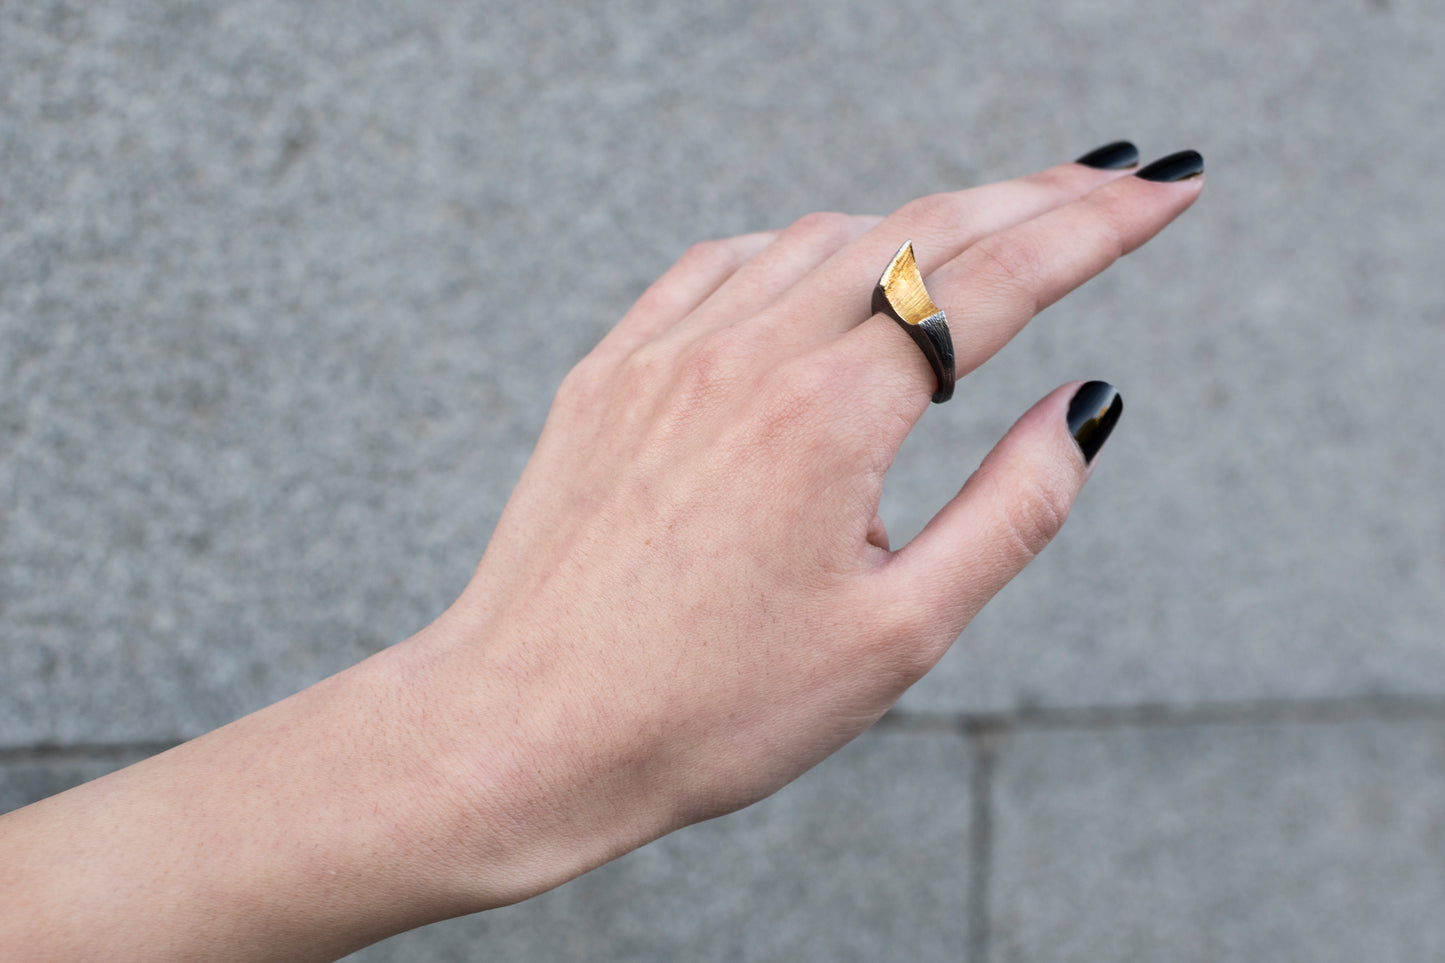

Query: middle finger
[729,147,1141,353]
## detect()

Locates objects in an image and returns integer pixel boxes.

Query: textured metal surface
[872,240,957,403]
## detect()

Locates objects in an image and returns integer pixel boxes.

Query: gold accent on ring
[876,241,941,327]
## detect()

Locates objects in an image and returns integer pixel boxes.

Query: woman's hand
[412,146,1205,906]
[0,146,1203,962]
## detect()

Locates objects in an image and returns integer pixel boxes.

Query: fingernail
[1135,149,1204,182]
[1074,141,1139,170]
[1067,381,1123,464]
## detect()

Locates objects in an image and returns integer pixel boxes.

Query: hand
[0,147,1203,962]
[413,147,1205,904]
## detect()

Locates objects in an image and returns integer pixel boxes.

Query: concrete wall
[3,2,1442,959]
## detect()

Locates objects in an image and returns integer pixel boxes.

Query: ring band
[872,240,956,404]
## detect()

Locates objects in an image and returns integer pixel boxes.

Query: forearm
[0,600,707,962]
[0,620,516,962]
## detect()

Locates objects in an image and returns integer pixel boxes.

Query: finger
[738,154,1141,351]
[665,212,879,343]
[834,159,1203,437]
[918,160,1204,378]
[871,380,1123,659]
[593,231,779,359]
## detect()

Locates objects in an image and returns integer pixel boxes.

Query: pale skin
[0,155,1202,961]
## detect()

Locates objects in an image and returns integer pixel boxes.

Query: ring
[872,240,956,403]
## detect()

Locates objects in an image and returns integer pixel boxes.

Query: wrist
[385,608,676,912]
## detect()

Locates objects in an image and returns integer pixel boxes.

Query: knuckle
[784,210,864,247]
[677,237,735,272]
[555,356,608,410]
[1016,163,1087,195]
[635,239,738,316]
[1002,472,1074,561]
[971,231,1047,295]
[674,329,753,400]
[618,342,676,399]
[615,329,766,418]
[893,191,970,237]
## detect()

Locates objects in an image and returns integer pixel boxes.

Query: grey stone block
[987,720,1445,962]
[3,0,1444,740]
[348,727,973,962]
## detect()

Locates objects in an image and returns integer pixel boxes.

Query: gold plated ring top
[872,240,955,404]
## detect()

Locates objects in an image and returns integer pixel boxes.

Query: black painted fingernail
[1067,381,1123,464]
[1074,141,1139,170]
[1135,149,1204,182]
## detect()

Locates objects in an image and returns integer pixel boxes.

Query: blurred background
[3,1,1443,960]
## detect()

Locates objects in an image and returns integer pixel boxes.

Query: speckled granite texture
[3,2,1443,959]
